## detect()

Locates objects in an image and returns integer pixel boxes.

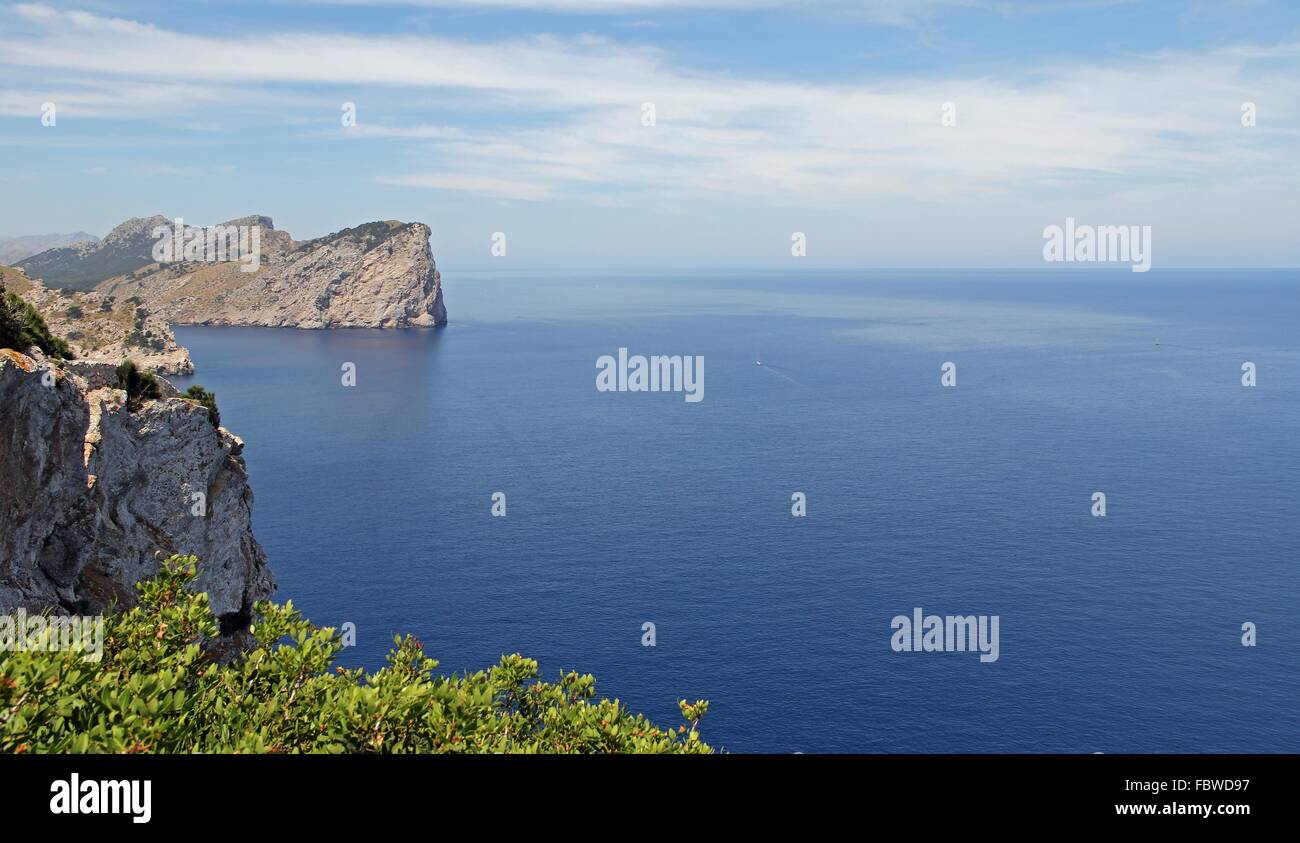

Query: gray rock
[95,218,448,329]
[0,348,273,624]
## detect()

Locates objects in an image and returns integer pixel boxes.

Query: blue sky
[1,0,1297,268]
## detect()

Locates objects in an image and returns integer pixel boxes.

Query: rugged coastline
[0,211,448,628]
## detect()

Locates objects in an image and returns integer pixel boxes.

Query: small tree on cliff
[184,384,220,428]
[115,359,163,411]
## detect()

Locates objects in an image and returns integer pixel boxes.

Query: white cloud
[316,0,744,8]
[302,0,971,21]
[2,2,1297,216]
[376,172,552,199]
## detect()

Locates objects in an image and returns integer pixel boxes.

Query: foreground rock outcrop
[0,347,273,623]
[19,215,447,329]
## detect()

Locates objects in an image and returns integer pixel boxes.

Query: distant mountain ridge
[18,215,448,329]
[0,232,99,266]
[16,217,166,291]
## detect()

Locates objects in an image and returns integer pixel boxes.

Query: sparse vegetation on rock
[115,359,163,410]
[3,271,192,375]
[184,384,220,427]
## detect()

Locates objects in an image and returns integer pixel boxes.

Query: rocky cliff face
[2,265,193,376]
[220,220,447,329]
[0,347,273,623]
[34,216,451,329]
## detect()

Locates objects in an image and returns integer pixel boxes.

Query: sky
[0,0,1297,269]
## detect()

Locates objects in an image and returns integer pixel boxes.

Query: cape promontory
[19,216,447,330]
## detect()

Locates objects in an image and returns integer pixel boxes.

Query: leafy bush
[124,328,165,351]
[184,385,220,428]
[115,359,163,410]
[0,281,74,360]
[65,304,84,319]
[0,556,713,754]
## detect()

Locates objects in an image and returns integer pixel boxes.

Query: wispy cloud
[2,3,1297,211]
[305,0,976,22]
[376,172,553,199]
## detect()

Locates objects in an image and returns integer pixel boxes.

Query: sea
[172,268,1300,753]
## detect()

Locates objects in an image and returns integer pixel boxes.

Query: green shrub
[0,556,713,754]
[0,281,74,360]
[184,385,220,428]
[126,329,165,352]
[115,359,163,410]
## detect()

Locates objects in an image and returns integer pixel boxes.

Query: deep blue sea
[173,269,1300,753]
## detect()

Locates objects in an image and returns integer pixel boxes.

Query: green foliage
[0,281,74,360]
[124,328,165,351]
[297,220,405,254]
[0,557,713,754]
[184,385,220,428]
[115,359,163,411]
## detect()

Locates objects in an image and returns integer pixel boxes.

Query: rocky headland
[20,215,447,330]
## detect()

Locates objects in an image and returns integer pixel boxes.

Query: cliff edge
[0,347,273,625]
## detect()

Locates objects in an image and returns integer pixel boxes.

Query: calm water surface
[173,269,1300,752]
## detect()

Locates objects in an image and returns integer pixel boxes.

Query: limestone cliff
[0,347,273,624]
[83,217,448,329]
